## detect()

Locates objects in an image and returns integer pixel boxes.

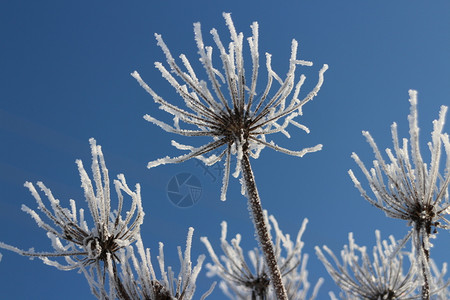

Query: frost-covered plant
[429,260,449,300]
[132,12,327,299]
[348,90,450,299]
[316,231,421,300]
[0,138,144,299]
[201,213,323,300]
[108,227,215,300]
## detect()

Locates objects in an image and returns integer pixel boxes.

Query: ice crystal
[132,12,328,201]
[201,212,322,299]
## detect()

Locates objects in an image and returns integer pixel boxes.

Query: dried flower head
[109,227,215,300]
[201,213,322,300]
[132,12,328,201]
[0,138,144,298]
[316,231,420,300]
[348,90,449,298]
[349,90,449,238]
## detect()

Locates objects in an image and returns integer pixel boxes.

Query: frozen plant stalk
[349,90,450,299]
[132,13,327,299]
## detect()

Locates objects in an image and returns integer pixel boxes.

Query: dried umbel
[0,138,144,299]
[201,213,322,300]
[316,231,420,300]
[132,12,327,299]
[108,227,215,300]
[132,12,327,202]
[348,90,450,299]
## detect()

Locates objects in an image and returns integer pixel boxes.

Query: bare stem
[241,150,288,300]
[421,238,430,300]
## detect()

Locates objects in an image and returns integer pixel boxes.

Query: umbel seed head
[132,12,327,201]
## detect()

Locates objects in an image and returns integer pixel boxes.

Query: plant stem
[241,151,288,300]
[421,238,430,300]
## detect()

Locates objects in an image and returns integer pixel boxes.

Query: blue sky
[0,1,449,299]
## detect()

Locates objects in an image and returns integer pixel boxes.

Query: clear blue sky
[0,1,449,299]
